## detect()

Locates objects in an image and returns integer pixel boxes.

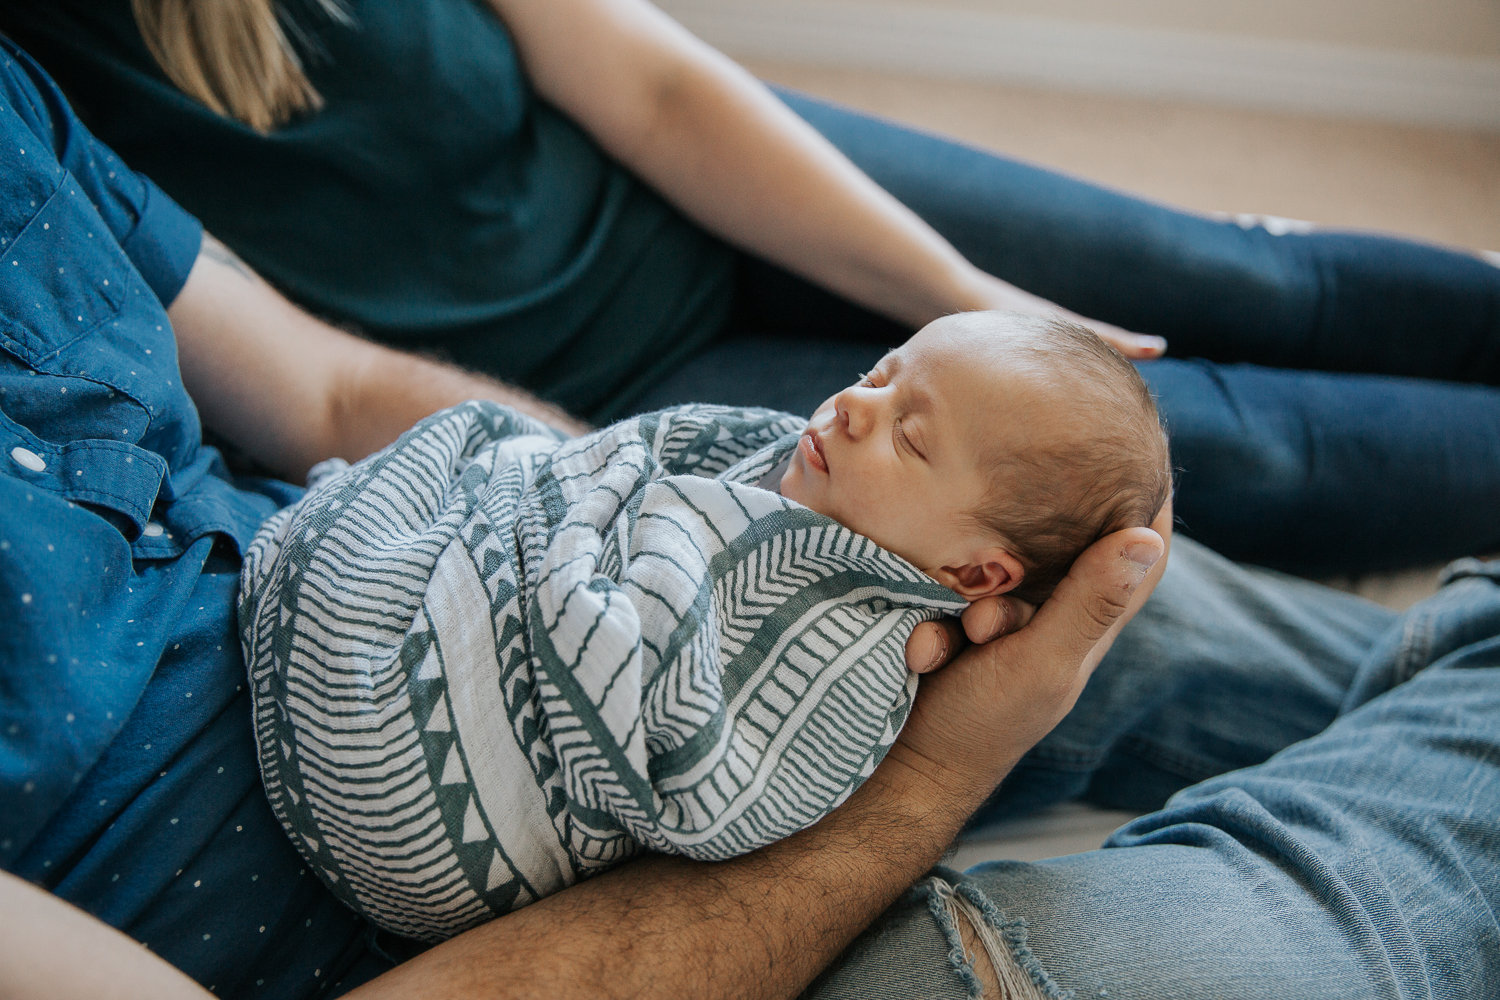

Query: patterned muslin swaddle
[239,402,964,940]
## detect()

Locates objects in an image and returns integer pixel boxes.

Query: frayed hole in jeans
[925,876,1055,1000]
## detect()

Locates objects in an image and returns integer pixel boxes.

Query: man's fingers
[904,617,966,673]
[905,594,1040,674]
[960,595,1034,645]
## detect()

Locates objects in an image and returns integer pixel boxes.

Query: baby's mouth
[799,431,828,474]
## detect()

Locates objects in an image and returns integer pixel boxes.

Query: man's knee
[928,876,1050,1000]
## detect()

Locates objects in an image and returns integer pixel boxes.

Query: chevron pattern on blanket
[240,402,965,940]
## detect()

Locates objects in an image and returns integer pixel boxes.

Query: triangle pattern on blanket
[461,795,488,843]
[440,742,466,785]
[485,850,510,891]
[425,692,452,732]
[416,645,441,681]
[241,400,966,943]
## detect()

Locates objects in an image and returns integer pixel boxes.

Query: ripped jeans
[805,539,1500,999]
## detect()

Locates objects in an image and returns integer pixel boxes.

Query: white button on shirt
[10,446,46,472]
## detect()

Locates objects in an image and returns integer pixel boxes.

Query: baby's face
[779,315,1054,580]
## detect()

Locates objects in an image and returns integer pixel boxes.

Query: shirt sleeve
[1,38,201,306]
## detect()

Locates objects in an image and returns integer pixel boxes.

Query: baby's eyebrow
[895,366,934,420]
[883,353,935,419]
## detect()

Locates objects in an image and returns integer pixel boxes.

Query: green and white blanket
[240,402,964,941]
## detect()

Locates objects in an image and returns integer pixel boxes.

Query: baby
[773,310,1170,606]
[239,311,1169,941]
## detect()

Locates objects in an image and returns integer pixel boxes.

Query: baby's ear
[930,547,1025,601]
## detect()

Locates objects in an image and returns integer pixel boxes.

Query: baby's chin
[777,460,843,526]
[775,453,811,506]
[777,465,933,572]
[776,468,800,503]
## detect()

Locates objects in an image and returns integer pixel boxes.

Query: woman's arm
[485,0,1164,358]
[0,870,213,1000]
[10,231,1169,997]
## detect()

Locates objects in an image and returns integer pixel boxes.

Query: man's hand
[905,500,1173,673]
[899,501,1172,821]
[892,526,1164,820]
[347,515,1167,1000]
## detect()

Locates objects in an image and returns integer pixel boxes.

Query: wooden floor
[747,59,1500,253]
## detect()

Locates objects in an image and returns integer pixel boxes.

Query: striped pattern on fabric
[240,402,965,940]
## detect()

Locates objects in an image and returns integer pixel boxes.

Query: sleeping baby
[238,311,1170,940]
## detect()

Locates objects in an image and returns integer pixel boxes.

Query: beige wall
[891,0,1500,59]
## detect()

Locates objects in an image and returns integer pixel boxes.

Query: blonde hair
[130,0,346,133]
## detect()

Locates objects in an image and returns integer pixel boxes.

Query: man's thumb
[1038,527,1163,659]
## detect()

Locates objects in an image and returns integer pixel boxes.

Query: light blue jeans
[806,539,1500,998]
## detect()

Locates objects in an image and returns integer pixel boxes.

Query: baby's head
[778,311,1171,604]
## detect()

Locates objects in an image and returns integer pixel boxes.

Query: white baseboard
[657,0,1500,130]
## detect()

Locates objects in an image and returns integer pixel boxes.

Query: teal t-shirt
[1,0,738,420]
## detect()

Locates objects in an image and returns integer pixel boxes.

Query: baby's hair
[966,314,1172,604]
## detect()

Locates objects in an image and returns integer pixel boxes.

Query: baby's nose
[839,389,877,438]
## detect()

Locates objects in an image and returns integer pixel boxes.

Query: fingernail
[975,601,1003,640]
[1123,542,1162,580]
[1141,335,1167,353]
[926,633,948,671]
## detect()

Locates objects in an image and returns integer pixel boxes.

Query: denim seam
[1439,557,1500,587]
[1393,610,1435,687]
[1015,746,1104,769]
[1112,734,1232,784]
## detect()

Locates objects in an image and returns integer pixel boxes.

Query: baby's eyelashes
[895,419,926,459]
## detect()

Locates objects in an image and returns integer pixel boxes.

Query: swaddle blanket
[240,401,964,941]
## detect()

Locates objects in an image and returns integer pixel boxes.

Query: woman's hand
[961,269,1168,360]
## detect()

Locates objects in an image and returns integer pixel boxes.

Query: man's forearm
[347,754,973,1000]
[1,517,1160,999]
[348,520,1170,1000]
[171,235,587,483]
[332,335,590,470]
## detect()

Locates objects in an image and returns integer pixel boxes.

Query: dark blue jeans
[631,89,1500,577]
